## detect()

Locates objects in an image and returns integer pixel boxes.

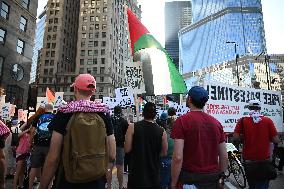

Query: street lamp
[255,52,270,90]
[226,41,240,86]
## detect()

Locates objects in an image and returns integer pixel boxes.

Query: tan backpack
[62,112,108,183]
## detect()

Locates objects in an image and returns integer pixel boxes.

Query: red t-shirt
[234,116,277,161]
[171,111,225,173]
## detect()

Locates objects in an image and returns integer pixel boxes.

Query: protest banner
[36,97,48,110]
[9,104,16,117]
[1,103,11,120]
[168,101,189,117]
[103,96,134,109]
[124,61,146,94]
[115,87,133,98]
[54,92,65,109]
[205,82,283,132]
[18,109,28,122]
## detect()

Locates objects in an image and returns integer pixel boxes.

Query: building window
[88,50,93,56]
[94,50,98,56]
[81,41,86,47]
[100,67,105,74]
[102,24,106,30]
[93,67,97,74]
[79,68,84,74]
[51,51,55,57]
[1,2,9,19]
[87,59,93,65]
[99,87,103,93]
[95,24,99,29]
[50,60,54,66]
[90,9,95,14]
[103,7,107,13]
[0,28,6,43]
[17,39,25,54]
[87,68,92,74]
[95,16,99,22]
[102,15,107,21]
[90,16,95,22]
[100,77,104,82]
[101,49,105,55]
[88,41,93,47]
[46,51,50,57]
[101,41,106,47]
[49,19,53,24]
[82,33,86,38]
[96,0,100,6]
[101,58,105,64]
[94,41,98,47]
[102,32,106,38]
[44,69,48,74]
[45,60,49,66]
[48,26,52,32]
[95,32,99,38]
[80,59,84,65]
[55,10,59,15]
[19,16,27,31]
[80,50,85,56]
[54,18,58,24]
[22,0,29,9]
[53,26,57,31]
[82,25,86,31]
[89,33,93,39]
[96,8,100,13]
[83,17,87,22]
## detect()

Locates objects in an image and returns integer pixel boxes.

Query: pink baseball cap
[70,74,96,91]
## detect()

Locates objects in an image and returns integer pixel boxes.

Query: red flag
[46,87,55,103]
[127,9,149,53]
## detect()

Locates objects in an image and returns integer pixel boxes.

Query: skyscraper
[165,1,192,68]
[37,0,141,100]
[30,8,46,84]
[179,0,267,76]
[0,0,38,109]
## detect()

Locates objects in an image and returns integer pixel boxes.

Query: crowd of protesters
[0,73,284,189]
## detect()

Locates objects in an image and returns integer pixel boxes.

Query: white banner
[124,61,146,94]
[205,82,283,132]
[0,103,10,120]
[54,92,65,109]
[18,109,28,122]
[115,87,133,98]
[36,97,48,110]
[168,101,189,117]
[103,96,134,109]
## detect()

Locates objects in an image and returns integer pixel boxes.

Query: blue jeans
[160,157,172,189]
[248,180,269,189]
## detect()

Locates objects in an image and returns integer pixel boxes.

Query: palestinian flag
[127,9,187,95]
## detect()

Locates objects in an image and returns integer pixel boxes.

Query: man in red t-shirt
[234,100,279,189]
[171,86,228,189]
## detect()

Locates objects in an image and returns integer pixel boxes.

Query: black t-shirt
[0,135,5,149]
[111,114,129,148]
[32,112,55,146]
[48,111,113,188]
[128,120,164,188]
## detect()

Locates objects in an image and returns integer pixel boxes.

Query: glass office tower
[30,10,46,83]
[179,0,267,75]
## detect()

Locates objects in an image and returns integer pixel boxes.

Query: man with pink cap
[39,74,116,189]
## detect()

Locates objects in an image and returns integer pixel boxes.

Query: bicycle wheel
[224,158,231,178]
[230,156,247,188]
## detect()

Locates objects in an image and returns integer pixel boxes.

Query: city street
[5,169,284,189]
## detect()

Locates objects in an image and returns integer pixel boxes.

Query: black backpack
[112,115,126,144]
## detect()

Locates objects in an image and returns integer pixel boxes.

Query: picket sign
[124,61,146,94]
[204,82,283,132]
[36,97,48,110]
[18,109,28,122]
[0,103,11,120]
[53,92,65,109]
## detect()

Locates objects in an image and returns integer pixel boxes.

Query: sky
[37,0,284,54]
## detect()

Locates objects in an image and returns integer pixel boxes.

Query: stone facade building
[37,0,141,101]
[0,0,38,109]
